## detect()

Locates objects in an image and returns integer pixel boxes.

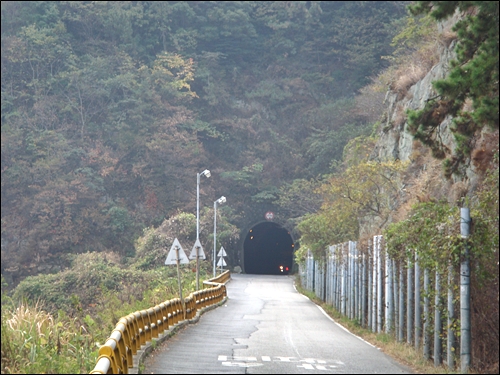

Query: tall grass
[1,260,214,374]
[1,299,98,374]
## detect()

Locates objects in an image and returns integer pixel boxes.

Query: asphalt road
[143,274,412,374]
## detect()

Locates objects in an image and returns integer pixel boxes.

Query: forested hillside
[1,1,498,374]
[1,1,409,285]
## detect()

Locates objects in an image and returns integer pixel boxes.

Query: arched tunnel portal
[243,222,294,275]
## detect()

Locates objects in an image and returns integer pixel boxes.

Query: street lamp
[195,169,210,290]
[197,169,211,241]
[213,196,226,277]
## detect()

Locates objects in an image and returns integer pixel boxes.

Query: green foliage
[245,79,292,105]
[469,151,499,283]
[390,13,437,50]
[385,201,461,270]
[221,163,264,188]
[303,122,372,176]
[275,178,322,219]
[297,160,408,259]
[251,186,280,203]
[1,249,216,374]
[342,134,378,168]
[385,151,498,278]
[407,1,499,176]
[107,206,130,232]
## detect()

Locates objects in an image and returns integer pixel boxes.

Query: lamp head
[216,196,226,204]
[201,169,211,178]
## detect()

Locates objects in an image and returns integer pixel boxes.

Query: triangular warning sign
[217,246,227,257]
[217,257,227,267]
[189,239,206,260]
[165,238,189,265]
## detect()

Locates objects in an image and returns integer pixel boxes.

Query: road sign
[264,211,274,220]
[189,239,206,260]
[217,257,227,267]
[165,238,189,265]
[217,246,227,257]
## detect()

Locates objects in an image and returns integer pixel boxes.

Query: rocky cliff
[365,13,498,236]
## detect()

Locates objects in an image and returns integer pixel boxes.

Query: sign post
[165,238,189,318]
[189,238,206,290]
[217,246,227,273]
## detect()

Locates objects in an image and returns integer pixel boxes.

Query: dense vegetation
[1,1,498,373]
[1,1,408,285]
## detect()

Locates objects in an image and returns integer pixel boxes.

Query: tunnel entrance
[243,222,294,275]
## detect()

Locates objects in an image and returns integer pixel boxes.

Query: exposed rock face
[374,39,457,164]
[363,14,497,237]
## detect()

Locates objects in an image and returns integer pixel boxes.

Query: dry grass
[471,129,499,174]
[5,300,56,342]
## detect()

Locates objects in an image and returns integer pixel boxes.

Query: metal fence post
[368,242,373,330]
[407,257,414,345]
[434,270,442,366]
[423,268,431,360]
[447,263,455,369]
[377,236,383,333]
[385,247,393,333]
[398,263,405,342]
[341,243,347,316]
[460,207,471,373]
[415,252,421,350]
[372,237,378,332]
[393,259,399,338]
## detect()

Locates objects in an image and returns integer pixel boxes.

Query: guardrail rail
[90,270,231,374]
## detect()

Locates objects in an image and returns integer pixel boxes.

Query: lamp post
[195,169,210,290]
[213,196,226,277]
[197,169,211,241]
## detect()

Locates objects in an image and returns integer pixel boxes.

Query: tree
[297,160,408,259]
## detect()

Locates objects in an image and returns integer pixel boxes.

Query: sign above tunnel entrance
[264,211,274,220]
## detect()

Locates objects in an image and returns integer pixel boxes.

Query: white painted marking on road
[221,361,263,368]
[274,356,297,362]
[317,306,377,348]
[297,363,315,370]
[233,356,257,361]
[218,355,346,370]
[301,358,316,364]
[293,282,378,349]
[285,321,301,358]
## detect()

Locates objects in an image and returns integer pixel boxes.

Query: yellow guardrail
[90,270,231,374]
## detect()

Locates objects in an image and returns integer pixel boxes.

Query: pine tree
[407,1,499,177]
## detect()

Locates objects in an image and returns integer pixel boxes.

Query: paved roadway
[143,274,412,374]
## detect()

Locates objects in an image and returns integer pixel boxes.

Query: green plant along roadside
[384,151,499,370]
[1,253,216,374]
[1,209,238,374]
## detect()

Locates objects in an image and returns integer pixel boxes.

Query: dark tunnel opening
[243,222,294,275]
